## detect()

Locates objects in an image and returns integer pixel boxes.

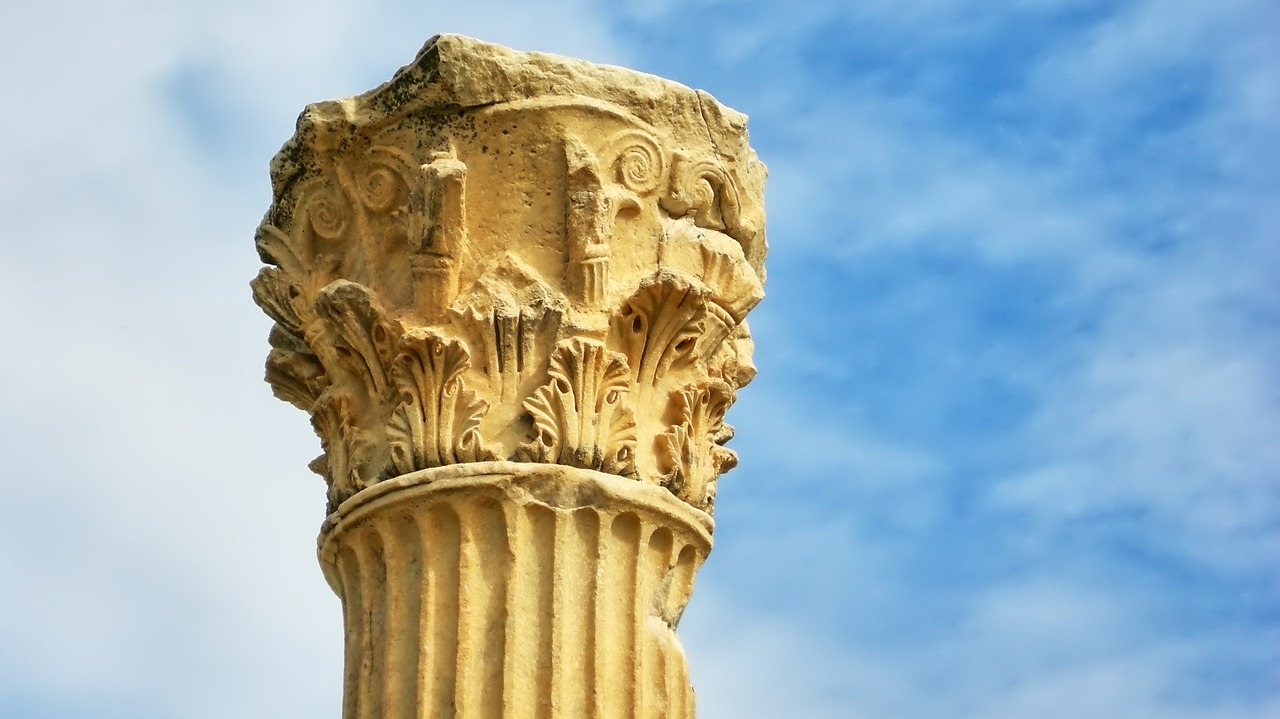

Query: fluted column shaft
[319,462,711,719]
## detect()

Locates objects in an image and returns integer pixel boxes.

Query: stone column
[251,34,766,719]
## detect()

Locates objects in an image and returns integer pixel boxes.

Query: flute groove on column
[319,463,711,719]
[383,513,421,718]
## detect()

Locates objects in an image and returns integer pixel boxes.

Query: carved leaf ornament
[658,380,738,509]
[520,338,638,477]
[387,329,495,475]
[252,39,765,513]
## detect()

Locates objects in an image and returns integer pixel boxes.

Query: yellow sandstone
[252,34,766,718]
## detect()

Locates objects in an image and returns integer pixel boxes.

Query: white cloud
[684,573,1280,719]
[684,585,923,719]
[734,0,1280,576]
[989,325,1280,570]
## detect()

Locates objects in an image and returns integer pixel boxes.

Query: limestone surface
[252,34,766,718]
[321,461,711,718]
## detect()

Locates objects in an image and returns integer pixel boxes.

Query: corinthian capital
[251,34,766,514]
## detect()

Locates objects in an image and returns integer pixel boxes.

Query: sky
[0,0,1276,717]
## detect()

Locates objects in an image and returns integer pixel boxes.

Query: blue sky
[1,1,1276,717]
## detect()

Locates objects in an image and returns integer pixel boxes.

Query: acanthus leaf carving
[386,328,495,476]
[657,379,738,511]
[451,254,565,407]
[254,223,308,288]
[310,389,371,512]
[313,280,396,403]
[265,325,327,411]
[612,270,713,390]
[254,63,765,514]
[519,337,638,477]
[251,266,305,336]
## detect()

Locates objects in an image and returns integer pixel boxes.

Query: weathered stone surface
[320,461,711,719]
[253,33,765,514]
[252,34,765,718]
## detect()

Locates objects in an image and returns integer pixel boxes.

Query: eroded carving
[264,327,325,411]
[451,254,565,408]
[315,280,395,401]
[566,136,628,307]
[310,390,366,509]
[657,379,738,511]
[612,270,711,391]
[411,150,467,320]
[308,186,351,240]
[252,35,766,512]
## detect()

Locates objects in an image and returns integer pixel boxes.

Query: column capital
[251,33,767,515]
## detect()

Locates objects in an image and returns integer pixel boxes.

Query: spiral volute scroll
[606,129,666,196]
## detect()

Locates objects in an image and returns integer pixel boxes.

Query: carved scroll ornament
[252,36,766,513]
